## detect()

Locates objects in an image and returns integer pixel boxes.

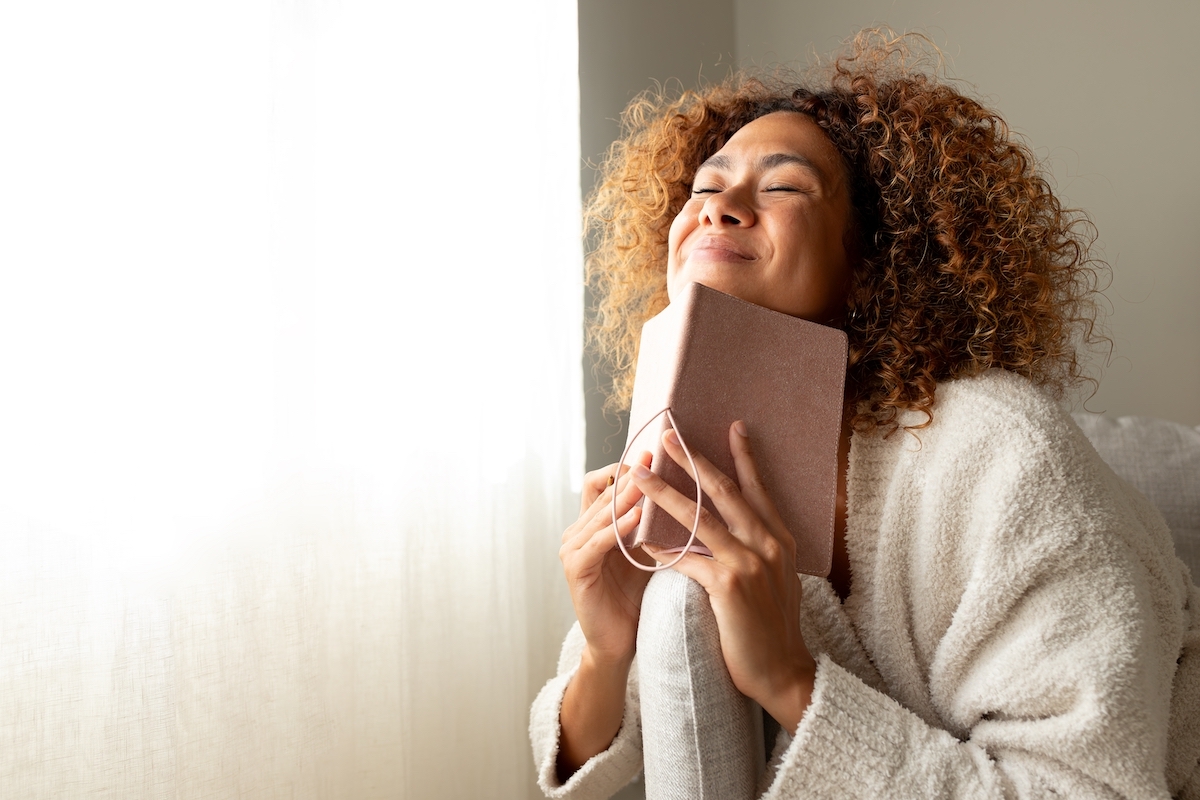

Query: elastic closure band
[611,408,703,572]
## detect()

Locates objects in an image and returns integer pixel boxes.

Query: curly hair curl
[585,30,1107,434]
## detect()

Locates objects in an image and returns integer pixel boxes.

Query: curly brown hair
[585,30,1107,433]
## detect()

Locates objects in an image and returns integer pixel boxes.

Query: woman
[531,32,1200,799]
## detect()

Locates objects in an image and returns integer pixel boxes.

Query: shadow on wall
[578,0,735,472]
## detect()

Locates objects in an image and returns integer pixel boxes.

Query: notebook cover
[623,282,847,576]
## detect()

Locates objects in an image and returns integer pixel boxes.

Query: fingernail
[633,465,653,480]
[665,429,680,445]
[734,420,748,437]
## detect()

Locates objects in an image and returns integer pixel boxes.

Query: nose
[699,187,755,228]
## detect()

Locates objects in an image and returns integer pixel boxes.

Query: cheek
[666,210,694,275]
[792,210,848,270]
[667,210,692,252]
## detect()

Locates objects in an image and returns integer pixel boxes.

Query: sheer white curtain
[0,2,581,797]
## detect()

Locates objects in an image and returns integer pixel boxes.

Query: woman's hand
[556,454,656,778]
[559,452,656,668]
[631,421,817,732]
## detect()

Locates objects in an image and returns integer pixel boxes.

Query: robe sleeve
[760,378,1195,800]
[528,622,643,799]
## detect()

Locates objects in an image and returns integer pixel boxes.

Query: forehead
[704,111,845,184]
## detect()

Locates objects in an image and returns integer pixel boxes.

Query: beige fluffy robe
[530,370,1200,799]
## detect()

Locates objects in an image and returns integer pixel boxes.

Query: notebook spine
[630,289,699,549]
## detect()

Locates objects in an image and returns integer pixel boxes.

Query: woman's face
[666,111,853,323]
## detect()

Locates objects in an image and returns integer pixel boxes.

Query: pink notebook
[623,282,848,576]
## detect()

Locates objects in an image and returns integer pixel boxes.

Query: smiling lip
[687,236,754,262]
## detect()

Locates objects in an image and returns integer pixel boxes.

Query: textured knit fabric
[1070,413,1200,532]
[529,622,644,799]
[637,569,764,799]
[1071,412,1200,576]
[529,369,1200,799]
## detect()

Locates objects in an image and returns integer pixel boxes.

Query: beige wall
[736,0,1200,426]
[579,0,1200,471]
[573,9,1193,796]
[579,0,736,470]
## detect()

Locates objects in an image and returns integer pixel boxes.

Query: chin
[670,271,744,302]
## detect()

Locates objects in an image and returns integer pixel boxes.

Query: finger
[659,429,790,566]
[629,462,746,562]
[580,451,652,521]
[643,543,723,590]
[566,505,643,567]
[580,466,612,512]
[658,429,768,547]
[727,421,787,533]
[564,466,648,545]
[581,454,646,512]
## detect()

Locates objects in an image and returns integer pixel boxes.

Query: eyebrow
[697,152,827,182]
